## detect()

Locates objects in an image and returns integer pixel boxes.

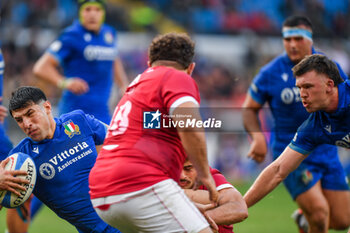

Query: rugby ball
[0,152,37,208]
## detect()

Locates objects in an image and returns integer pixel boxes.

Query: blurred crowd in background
[1,0,350,182]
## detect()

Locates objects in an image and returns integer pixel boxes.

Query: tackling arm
[206,187,248,225]
[173,101,218,204]
[186,187,248,225]
[244,147,306,207]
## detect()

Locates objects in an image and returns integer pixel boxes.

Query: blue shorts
[283,157,349,200]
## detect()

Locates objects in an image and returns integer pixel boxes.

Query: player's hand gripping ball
[0,152,37,208]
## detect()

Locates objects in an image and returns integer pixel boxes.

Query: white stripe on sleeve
[216,183,234,191]
[169,96,199,116]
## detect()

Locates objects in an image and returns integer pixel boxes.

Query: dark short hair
[9,86,47,116]
[283,15,313,31]
[148,32,195,69]
[292,54,344,86]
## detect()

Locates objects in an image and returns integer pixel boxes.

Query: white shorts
[91,179,209,233]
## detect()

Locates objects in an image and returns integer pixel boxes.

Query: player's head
[78,0,106,33]
[293,54,343,112]
[148,32,196,75]
[9,86,56,141]
[282,16,313,64]
[179,159,197,189]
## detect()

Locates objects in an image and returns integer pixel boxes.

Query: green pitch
[0,183,347,233]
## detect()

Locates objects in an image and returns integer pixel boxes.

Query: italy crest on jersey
[104,32,114,44]
[301,169,313,185]
[63,120,81,138]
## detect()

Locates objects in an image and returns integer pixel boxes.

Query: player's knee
[308,208,329,232]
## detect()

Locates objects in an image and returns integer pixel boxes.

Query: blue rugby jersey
[290,80,350,153]
[9,110,119,233]
[48,20,119,124]
[0,48,13,160]
[248,49,348,161]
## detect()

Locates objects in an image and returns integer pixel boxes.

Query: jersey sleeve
[248,69,270,105]
[160,71,200,113]
[288,114,320,155]
[47,32,74,65]
[335,62,349,81]
[84,113,108,145]
[210,168,234,191]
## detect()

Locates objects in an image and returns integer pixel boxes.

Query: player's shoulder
[344,78,350,88]
[59,110,87,123]
[145,66,192,83]
[60,21,84,39]
[101,23,117,33]
[260,53,287,74]
[165,67,193,81]
[11,138,33,155]
[210,167,227,181]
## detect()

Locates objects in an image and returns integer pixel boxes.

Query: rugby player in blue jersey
[244,54,350,233]
[242,16,350,233]
[6,86,120,233]
[33,0,128,124]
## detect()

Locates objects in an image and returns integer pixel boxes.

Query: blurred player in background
[30,0,128,226]
[244,54,350,233]
[0,47,13,160]
[242,16,350,233]
[180,158,248,233]
[33,0,128,124]
[6,86,120,233]
[89,32,218,232]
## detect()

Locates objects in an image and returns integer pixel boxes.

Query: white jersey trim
[169,96,199,115]
[103,145,119,150]
[216,183,234,191]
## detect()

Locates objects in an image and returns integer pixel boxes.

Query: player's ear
[147,61,151,67]
[187,62,195,76]
[325,78,334,93]
[43,101,52,115]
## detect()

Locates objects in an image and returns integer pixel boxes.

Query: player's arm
[206,187,248,225]
[0,97,7,123]
[242,94,267,163]
[113,57,129,94]
[244,147,306,208]
[173,101,218,204]
[186,187,248,225]
[0,158,29,195]
[33,53,88,95]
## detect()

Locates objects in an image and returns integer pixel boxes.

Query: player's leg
[295,181,329,233]
[323,189,350,230]
[6,196,32,233]
[93,179,212,233]
[283,161,327,233]
[320,156,350,230]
